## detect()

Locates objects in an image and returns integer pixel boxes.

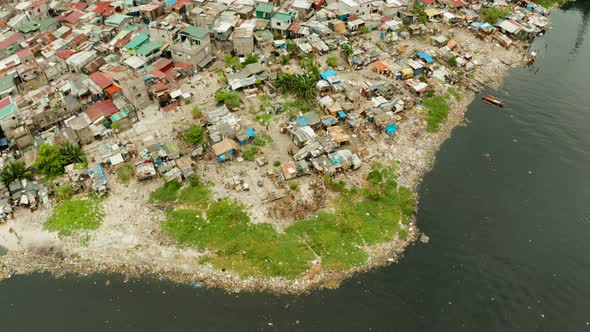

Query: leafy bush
[326,55,338,68]
[214,90,241,109]
[55,184,74,201]
[273,161,281,167]
[191,106,202,119]
[244,53,260,65]
[183,125,206,146]
[242,146,259,161]
[448,56,458,68]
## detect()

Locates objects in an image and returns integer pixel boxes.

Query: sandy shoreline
[0,28,530,294]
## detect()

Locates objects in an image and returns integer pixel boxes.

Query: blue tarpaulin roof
[386,123,397,136]
[322,117,338,127]
[296,117,308,126]
[337,110,347,119]
[246,127,255,138]
[417,51,434,63]
[320,69,337,80]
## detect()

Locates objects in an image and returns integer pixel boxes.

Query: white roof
[109,154,125,166]
[15,1,32,11]
[498,20,521,34]
[124,56,146,69]
[293,0,312,9]
[341,0,359,7]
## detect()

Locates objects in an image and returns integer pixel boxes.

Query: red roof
[103,6,115,16]
[71,2,88,11]
[421,0,436,4]
[105,85,122,95]
[162,103,177,112]
[152,58,173,71]
[0,96,12,110]
[172,0,190,10]
[85,100,119,122]
[450,0,465,7]
[150,69,167,80]
[16,48,33,59]
[94,2,110,14]
[32,0,48,9]
[56,50,75,58]
[0,33,22,51]
[62,10,84,24]
[174,62,192,70]
[289,23,301,33]
[89,72,114,89]
[152,82,168,92]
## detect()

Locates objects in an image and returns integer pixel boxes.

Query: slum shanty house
[212,138,239,162]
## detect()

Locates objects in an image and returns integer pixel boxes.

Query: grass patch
[447,87,461,101]
[178,183,210,209]
[149,180,182,203]
[423,95,450,133]
[44,198,104,236]
[117,163,134,183]
[158,163,415,279]
[533,0,568,7]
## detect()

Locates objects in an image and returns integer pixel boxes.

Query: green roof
[272,12,292,23]
[0,102,15,121]
[137,41,162,56]
[180,26,208,39]
[256,4,274,13]
[125,34,149,50]
[0,75,15,93]
[17,21,40,34]
[38,18,58,31]
[105,14,130,27]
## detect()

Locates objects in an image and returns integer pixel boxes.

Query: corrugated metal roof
[124,34,149,49]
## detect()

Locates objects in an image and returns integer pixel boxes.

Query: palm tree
[276,73,318,102]
[0,161,33,185]
[59,142,87,165]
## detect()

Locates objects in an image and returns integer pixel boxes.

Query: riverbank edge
[0,49,524,295]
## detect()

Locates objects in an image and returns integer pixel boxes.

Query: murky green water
[2,3,590,331]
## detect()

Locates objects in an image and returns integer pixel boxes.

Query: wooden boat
[482,95,504,108]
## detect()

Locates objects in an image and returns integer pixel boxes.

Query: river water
[2,4,590,331]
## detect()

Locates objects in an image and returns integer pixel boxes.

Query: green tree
[60,142,87,165]
[34,144,66,177]
[358,26,370,34]
[411,5,429,24]
[0,161,33,185]
[244,53,260,65]
[183,125,206,146]
[275,73,318,102]
[326,55,338,68]
[224,54,242,69]
[214,90,241,109]
[341,44,353,58]
[448,56,458,68]
[481,7,511,24]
